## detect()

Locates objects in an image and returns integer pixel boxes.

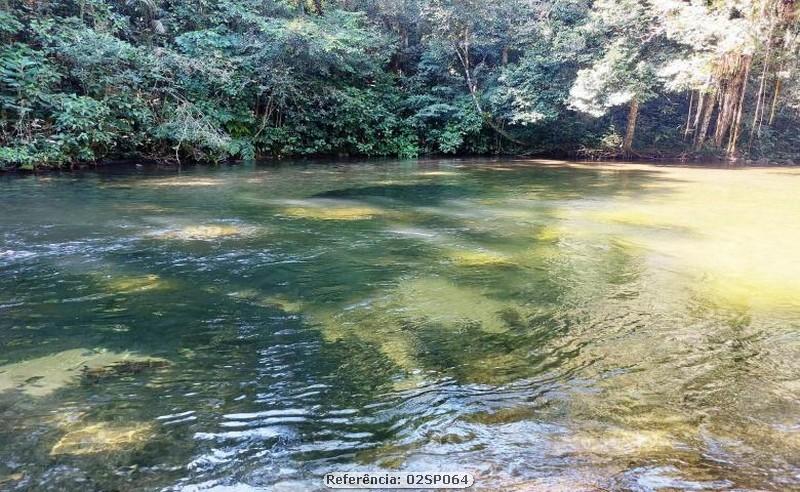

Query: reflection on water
[1,159,799,490]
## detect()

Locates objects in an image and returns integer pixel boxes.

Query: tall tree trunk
[728,57,752,157]
[695,91,716,151]
[748,26,773,150]
[455,26,482,114]
[623,97,639,155]
[454,26,523,148]
[714,82,734,147]
[768,76,782,125]
[693,91,705,131]
[714,56,749,149]
[501,46,509,65]
[684,91,694,140]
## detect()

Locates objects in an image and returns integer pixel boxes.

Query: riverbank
[3,150,799,174]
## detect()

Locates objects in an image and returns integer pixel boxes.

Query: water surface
[1,159,800,490]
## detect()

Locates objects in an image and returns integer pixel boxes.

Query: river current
[1,159,799,490]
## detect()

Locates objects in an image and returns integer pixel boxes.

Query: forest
[1,0,799,169]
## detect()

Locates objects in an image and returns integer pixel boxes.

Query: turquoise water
[1,159,799,490]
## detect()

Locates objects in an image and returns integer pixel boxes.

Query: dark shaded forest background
[2,0,799,169]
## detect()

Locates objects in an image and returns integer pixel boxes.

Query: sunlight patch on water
[590,210,682,230]
[548,166,800,311]
[416,171,460,177]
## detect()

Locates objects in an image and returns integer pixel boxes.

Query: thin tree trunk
[486,118,528,147]
[714,82,734,147]
[695,91,716,151]
[714,56,749,148]
[454,27,524,148]
[693,91,705,131]
[749,24,774,150]
[623,97,639,155]
[684,91,694,140]
[728,57,752,157]
[455,26,482,114]
[769,76,782,125]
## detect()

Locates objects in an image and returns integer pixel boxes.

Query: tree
[2,0,800,169]
[567,0,665,155]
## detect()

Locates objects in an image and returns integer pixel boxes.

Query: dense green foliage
[1,0,799,169]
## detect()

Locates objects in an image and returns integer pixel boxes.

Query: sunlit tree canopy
[1,0,799,168]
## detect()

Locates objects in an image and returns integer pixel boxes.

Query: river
[1,159,799,490]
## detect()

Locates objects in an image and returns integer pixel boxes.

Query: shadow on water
[312,184,472,206]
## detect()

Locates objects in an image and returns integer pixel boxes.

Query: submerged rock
[114,204,171,213]
[0,348,168,397]
[228,291,305,313]
[259,294,305,313]
[298,276,530,379]
[81,359,170,384]
[555,427,676,457]
[50,422,154,456]
[392,277,513,334]
[535,225,565,242]
[141,177,224,187]
[0,473,24,487]
[446,249,515,267]
[103,274,170,294]
[464,405,538,425]
[499,475,605,492]
[151,224,253,240]
[281,205,382,221]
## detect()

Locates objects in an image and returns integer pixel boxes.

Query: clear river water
[1,159,799,491]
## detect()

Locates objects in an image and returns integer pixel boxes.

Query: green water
[1,159,799,491]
